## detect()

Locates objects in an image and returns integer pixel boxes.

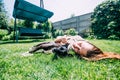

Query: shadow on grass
[0,39,46,45]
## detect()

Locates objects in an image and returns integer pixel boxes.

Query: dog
[54,35,120,61]
[29,35,120,61]
[52,43,72,60]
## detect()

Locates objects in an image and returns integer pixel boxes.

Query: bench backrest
[13,0,54,23]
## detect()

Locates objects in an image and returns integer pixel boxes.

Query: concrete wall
[53,12,93,34]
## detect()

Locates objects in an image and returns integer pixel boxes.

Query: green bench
[12,0,54,42]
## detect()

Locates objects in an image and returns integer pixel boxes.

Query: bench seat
[18,27,45,36]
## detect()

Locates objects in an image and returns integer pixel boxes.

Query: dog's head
[52,44,69,56]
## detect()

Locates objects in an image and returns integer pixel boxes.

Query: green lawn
[0,39,120,80]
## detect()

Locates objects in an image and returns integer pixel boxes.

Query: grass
[0,39,120,80]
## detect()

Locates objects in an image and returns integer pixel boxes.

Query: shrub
[44,33,52,39]
[86,34,97,39]
[65,28,78,36]
[0,29,8,40]
[2,32,14,41]
[91,0,120,39]
[54,29,64,38]
[108,34,119,40]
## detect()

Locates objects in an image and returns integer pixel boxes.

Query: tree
[9,18,14,28]
[42,21,50,32]
[22,20,34,28]
[36,20,52,32]
[36,23,43,29]
[0,0,8,29]
[91,0,120,39]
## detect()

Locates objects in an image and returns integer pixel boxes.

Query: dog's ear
[55,37,67,45]
[54,38,62,43]
[61,38,67,44]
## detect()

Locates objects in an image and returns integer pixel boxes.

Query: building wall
[53,12,93,34]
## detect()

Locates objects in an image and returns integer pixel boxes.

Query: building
[53,12,93,35]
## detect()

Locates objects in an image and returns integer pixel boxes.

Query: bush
[54,29,64,38]
[44,33,52,39]
[65,28,78,36]
[108,35,119,40]
[86,34,97,39]
[2,32,14,41]
[91,0,120,39]
[0,29,8,40]
[53,28,78,38]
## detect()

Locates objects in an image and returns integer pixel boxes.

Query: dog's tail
[82,52,120,61]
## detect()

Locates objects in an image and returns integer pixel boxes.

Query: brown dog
[29,35,120,61]
[54,35,120,61]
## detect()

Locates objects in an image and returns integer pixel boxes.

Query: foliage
[8,18,14,31]
[44,32,52,39]
[0,0,8,29]
[2,31,14,41]
[0,39,120,79]
[91,0,120,39]
[22,20,34,28]
[36,21,53,38]
[36,21,53,39]
[37,21,52,32]
[17,19,24,27]
[53,28,78,38]
[0,29,8,39]
[54,29,64,38]
[43,21,50,32]
[36,23,43,29]
[65,28,78,36]
[86,33,97,39]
